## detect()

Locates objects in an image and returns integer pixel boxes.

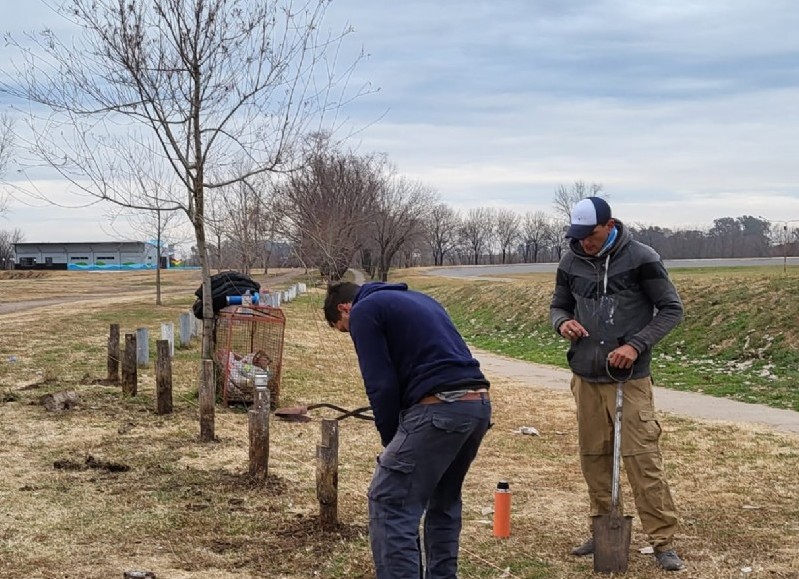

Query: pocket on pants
[368,452,416,504]
[431,414,472,434]
[626,409,662,453]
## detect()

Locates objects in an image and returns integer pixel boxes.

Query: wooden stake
[316,418,339,530]
[107,323,120,383]
[199,359,215,441]
[248,385,270,480]
[122,333,137,396]
[155,340,173,415]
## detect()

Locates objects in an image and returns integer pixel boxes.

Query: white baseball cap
[565,197,612,240]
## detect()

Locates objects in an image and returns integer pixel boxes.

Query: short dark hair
[323,282,360,326]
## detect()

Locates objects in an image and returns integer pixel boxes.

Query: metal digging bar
[274,403,374,423]
[592,360,635,574]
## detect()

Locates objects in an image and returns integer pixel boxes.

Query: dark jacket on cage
[192,271,260,318]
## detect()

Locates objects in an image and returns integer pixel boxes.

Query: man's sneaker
[570,537,595,556]
[655,549,685,571]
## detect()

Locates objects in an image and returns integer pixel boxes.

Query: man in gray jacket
[550,197,686,571]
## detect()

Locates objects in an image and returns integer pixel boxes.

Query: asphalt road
[428,256,799,278]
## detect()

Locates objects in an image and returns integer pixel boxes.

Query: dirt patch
[0,270,49,280]
[53,454,131,472]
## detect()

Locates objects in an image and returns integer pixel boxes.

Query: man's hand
[607,344,639,370]
[560,320,588,341]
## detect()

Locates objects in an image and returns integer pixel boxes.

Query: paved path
[474,349,799,436]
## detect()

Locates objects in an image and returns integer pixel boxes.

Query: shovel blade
[592,514,633,574]
[274,406,312,422]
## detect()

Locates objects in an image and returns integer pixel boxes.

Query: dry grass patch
[0,270,797,578]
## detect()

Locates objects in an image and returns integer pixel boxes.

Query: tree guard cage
[214,305,286,408]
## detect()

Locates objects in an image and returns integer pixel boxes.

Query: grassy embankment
[405,267,799,411]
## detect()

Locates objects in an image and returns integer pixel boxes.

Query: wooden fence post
[122,333,137,396]
[107,323,120,383]
[155,340,173,415]
[248,383,270,480]
[199,359,215,441]
[316,418,339,530]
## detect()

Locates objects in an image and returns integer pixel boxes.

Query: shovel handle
[610,378,623,510]
[334,406,375,421]
[605,358,635,383]
[306,403,375,421]
[606,359,634,510]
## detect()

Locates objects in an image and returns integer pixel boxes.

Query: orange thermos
[493,480,511,538]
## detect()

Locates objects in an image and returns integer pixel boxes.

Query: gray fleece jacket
[549,221,683,382]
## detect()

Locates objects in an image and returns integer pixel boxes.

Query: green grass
[404,270,799,411]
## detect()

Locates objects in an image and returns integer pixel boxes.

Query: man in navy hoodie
[324,281,492,579]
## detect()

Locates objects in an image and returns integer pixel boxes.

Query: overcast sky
[2,0,798,242]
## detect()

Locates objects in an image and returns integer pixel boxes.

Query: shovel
[592,362,634,574]
[274,402,374,423]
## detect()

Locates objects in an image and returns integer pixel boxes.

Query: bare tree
[372,175,435,281]
[425,203,461,266]
[254,192,285,275]
[461,207,494,266]
[553,181,603,223]
[102,149,192,303]
[520,210,549,263]
[278,135,380,280]
[494,208,521,264]
[112,201,190,304]
[0,228,23,269]
[216,179,268,275]
[1,0,360,360]
[0,113,12,216]
[540,216,566,261]
[201,190,230,271]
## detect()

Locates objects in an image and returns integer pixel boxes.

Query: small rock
[514,426,540,436]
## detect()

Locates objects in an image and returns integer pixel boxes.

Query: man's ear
[337,303,351,314]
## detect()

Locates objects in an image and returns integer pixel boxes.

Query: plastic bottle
[493,480,511,538]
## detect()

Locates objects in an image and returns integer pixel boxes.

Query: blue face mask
[595,225,618,257]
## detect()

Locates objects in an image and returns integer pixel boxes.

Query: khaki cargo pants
[571,374,679,551]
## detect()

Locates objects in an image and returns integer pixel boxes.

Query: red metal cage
[214,305,286,408]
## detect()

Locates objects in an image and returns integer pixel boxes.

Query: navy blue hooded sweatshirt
[349,282,488,446]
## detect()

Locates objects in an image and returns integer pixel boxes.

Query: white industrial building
[13,241,162,270]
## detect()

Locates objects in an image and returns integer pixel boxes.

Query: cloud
[329,0,798,227]
[2,0,798,240]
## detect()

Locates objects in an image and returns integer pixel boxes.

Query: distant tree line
[179,162,798,277]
